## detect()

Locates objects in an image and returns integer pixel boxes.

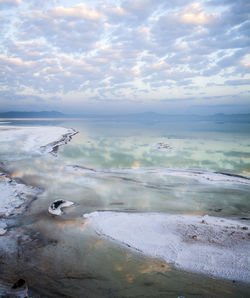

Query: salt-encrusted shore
[0,173,40,220]
[1,124,249,287]
[85,211,250,283]
[109,168,250,184]
[0,172,41,242]
[0,125,79,297]
[0,125,77,154]
[69,165,250,185]
[0,125,77,233]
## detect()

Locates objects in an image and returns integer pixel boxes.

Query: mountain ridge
[0,110,249,122]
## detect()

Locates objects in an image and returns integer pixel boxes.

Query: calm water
[0,118,250,297]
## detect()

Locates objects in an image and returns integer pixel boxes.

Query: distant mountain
[0,111,65,118]
[208,113,250,122]
[0,111,249,122]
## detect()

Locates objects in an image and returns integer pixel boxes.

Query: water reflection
[0,119,250,297]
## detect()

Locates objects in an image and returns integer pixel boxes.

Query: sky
[0,0,249,114]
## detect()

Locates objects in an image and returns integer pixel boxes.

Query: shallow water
[0,118,250,297]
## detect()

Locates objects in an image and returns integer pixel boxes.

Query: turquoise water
[0,118,250,297]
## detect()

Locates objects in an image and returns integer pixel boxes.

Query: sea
[0,117,249,297]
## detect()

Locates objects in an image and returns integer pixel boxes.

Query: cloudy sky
[0,0,249,114]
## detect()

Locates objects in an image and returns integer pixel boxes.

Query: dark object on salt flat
[155,142,172,149]
[48,199,74,216]
[51,200,64,209]
[214,208,222,212]
[1,279,28,298]
[12,279,26,290]
[208,208,222,212]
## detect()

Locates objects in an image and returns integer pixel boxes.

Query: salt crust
[0,125,77,154]
[109,168,250,185]
[0,125,77,233]
[0,173,39,218]
[85,211,250,283]
[1,125,249,282]
[68,165,250,185]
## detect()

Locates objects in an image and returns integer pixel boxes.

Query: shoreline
[40,128,78,154]
[0,125,78,154]
[69,165,250,185]
[85,211,250,283]
[0,172,41,235]
[0,125,78,234]
[0,123,249,293]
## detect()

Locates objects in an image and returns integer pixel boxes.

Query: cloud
[0,0,21,4]
[0,54,33,67]
[0,0,21,9]
[104,6,128,20]
[50,4,103,20]
[0,0,21,3]
[18,4,104,53]
[175,3,217,25]
[0,0,249,113]
[240,54,250,68]
[224,79,250,86]
[0,89,44,102]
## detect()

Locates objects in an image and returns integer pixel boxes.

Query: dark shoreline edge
[214,171,250,180]
[40,128,78,154]
[70,164,250,184]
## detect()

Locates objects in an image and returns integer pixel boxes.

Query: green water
[0,119,250,297]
